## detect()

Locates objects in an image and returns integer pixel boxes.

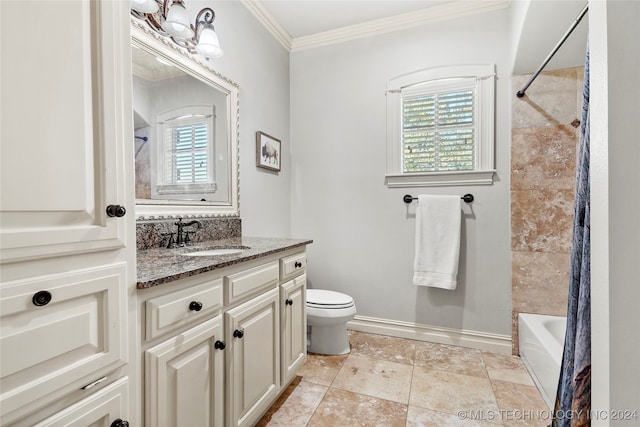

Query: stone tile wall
[511,67,584,354]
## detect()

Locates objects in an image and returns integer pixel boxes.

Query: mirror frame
[131,18,240,220]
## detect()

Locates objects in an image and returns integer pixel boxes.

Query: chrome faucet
[174,218,202,247]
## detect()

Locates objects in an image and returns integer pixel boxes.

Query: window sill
[385,170,495,187]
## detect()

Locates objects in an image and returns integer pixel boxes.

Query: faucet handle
[162,232,176,249]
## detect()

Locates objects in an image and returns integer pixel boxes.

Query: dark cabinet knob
[214,340,226,350]
[106,205,126,218]
[285,298,293,306]
[110,419,129,427]
[189,301,203,312]
[233,329,244,339]
[32,290,52,307]
[294,261,303,268]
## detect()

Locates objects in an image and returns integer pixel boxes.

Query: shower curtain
[553,45,591,427]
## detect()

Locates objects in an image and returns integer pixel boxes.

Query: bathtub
[518,313,567,409]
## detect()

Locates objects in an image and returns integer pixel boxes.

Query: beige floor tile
[482,352,535,386]
[263,332,555,427]
[297,352,349,386]
[410,367,499,416]
[331,355,414,404]
[407,405,503,426]
[415,342,488,378]
[308,388,407,427]
[491,380,550,427]
[349,330,417,365]
[256,378,328,426]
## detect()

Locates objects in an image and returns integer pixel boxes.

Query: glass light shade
[195,26,223,59]
[131,0,159,13]
[161,2,194,39]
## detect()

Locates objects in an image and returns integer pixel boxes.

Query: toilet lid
[307,289,354,309]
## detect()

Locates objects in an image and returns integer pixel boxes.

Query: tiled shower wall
[511,67,584,354]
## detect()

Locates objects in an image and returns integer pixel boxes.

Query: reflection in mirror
[133,47,228,202]
[131,20,239,219]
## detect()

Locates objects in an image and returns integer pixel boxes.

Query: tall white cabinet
[0,1,135,426]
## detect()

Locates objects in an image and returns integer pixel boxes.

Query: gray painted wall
[290,9,513,335]
[186,1,292,237]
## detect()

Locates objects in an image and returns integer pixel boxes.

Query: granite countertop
[137,236,313,289]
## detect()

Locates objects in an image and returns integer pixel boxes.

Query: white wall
[290,9,513,336]
[589,0,640,420]
[185,1,292,237]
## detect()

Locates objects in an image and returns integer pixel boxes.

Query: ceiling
[241,0,511,51]
[255,0,452,39]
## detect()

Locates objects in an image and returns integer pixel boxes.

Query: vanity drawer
[225,261,279,305]
[0,264,126,421]
[280,252,306,281]
[146,279,223,340]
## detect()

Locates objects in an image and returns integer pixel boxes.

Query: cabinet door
[0,0,132,263]
[226,288,280,427]
[145,316,225,427]
[32,377,129,427]
[280,274,307,385]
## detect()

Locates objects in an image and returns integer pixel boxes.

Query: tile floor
[257,331,551,427]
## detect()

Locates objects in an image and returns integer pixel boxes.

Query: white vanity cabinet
[138,248,308,427]
[145,316,225,427]
[279,252,307,385]
[0,1,135,426]
[226,288,281,427]
[280,274,307,385]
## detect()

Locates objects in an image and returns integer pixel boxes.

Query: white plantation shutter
[164,122,209,184]
[385,64,495,187]
[402,89,474,172]
[154,105,218,196]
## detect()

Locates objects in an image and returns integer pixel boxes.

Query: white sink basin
[180,247,248,257]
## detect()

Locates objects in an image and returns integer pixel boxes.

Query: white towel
[413,194,461,289]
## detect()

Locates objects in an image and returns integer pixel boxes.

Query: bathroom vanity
[136,237,311,427]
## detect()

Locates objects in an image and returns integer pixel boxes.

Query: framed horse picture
[256,131,281,172]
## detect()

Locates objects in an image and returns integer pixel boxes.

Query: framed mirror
[131,19,239,220]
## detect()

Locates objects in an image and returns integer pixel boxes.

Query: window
[386,64,495,187]
[154,105,217,196]
[163,121,208,184]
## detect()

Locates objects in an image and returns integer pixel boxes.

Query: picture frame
[256,131,281,172]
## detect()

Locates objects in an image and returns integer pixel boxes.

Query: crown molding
[291,0,511,51]
[242,0,510,53]
[240,0,292,50]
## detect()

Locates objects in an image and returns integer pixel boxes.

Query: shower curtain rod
[516,3,588,98]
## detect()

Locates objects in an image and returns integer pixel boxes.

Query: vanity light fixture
[130,0,224,59]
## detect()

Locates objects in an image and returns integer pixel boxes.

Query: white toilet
[306,289,356,355]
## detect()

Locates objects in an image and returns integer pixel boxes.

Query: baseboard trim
[347,315,512,354]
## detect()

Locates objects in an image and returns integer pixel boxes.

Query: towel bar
[403,194,474,204]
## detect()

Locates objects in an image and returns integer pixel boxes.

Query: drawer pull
[294,261,303,268]
[32,290,52,307]
[233,329,244,339]
[110,419,129,427]
[214,340,226,350]
[189,301,203,312]
[285,298,293,306]
[81,376,107,391]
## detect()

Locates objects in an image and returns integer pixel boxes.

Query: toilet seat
[307,289,354,309]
